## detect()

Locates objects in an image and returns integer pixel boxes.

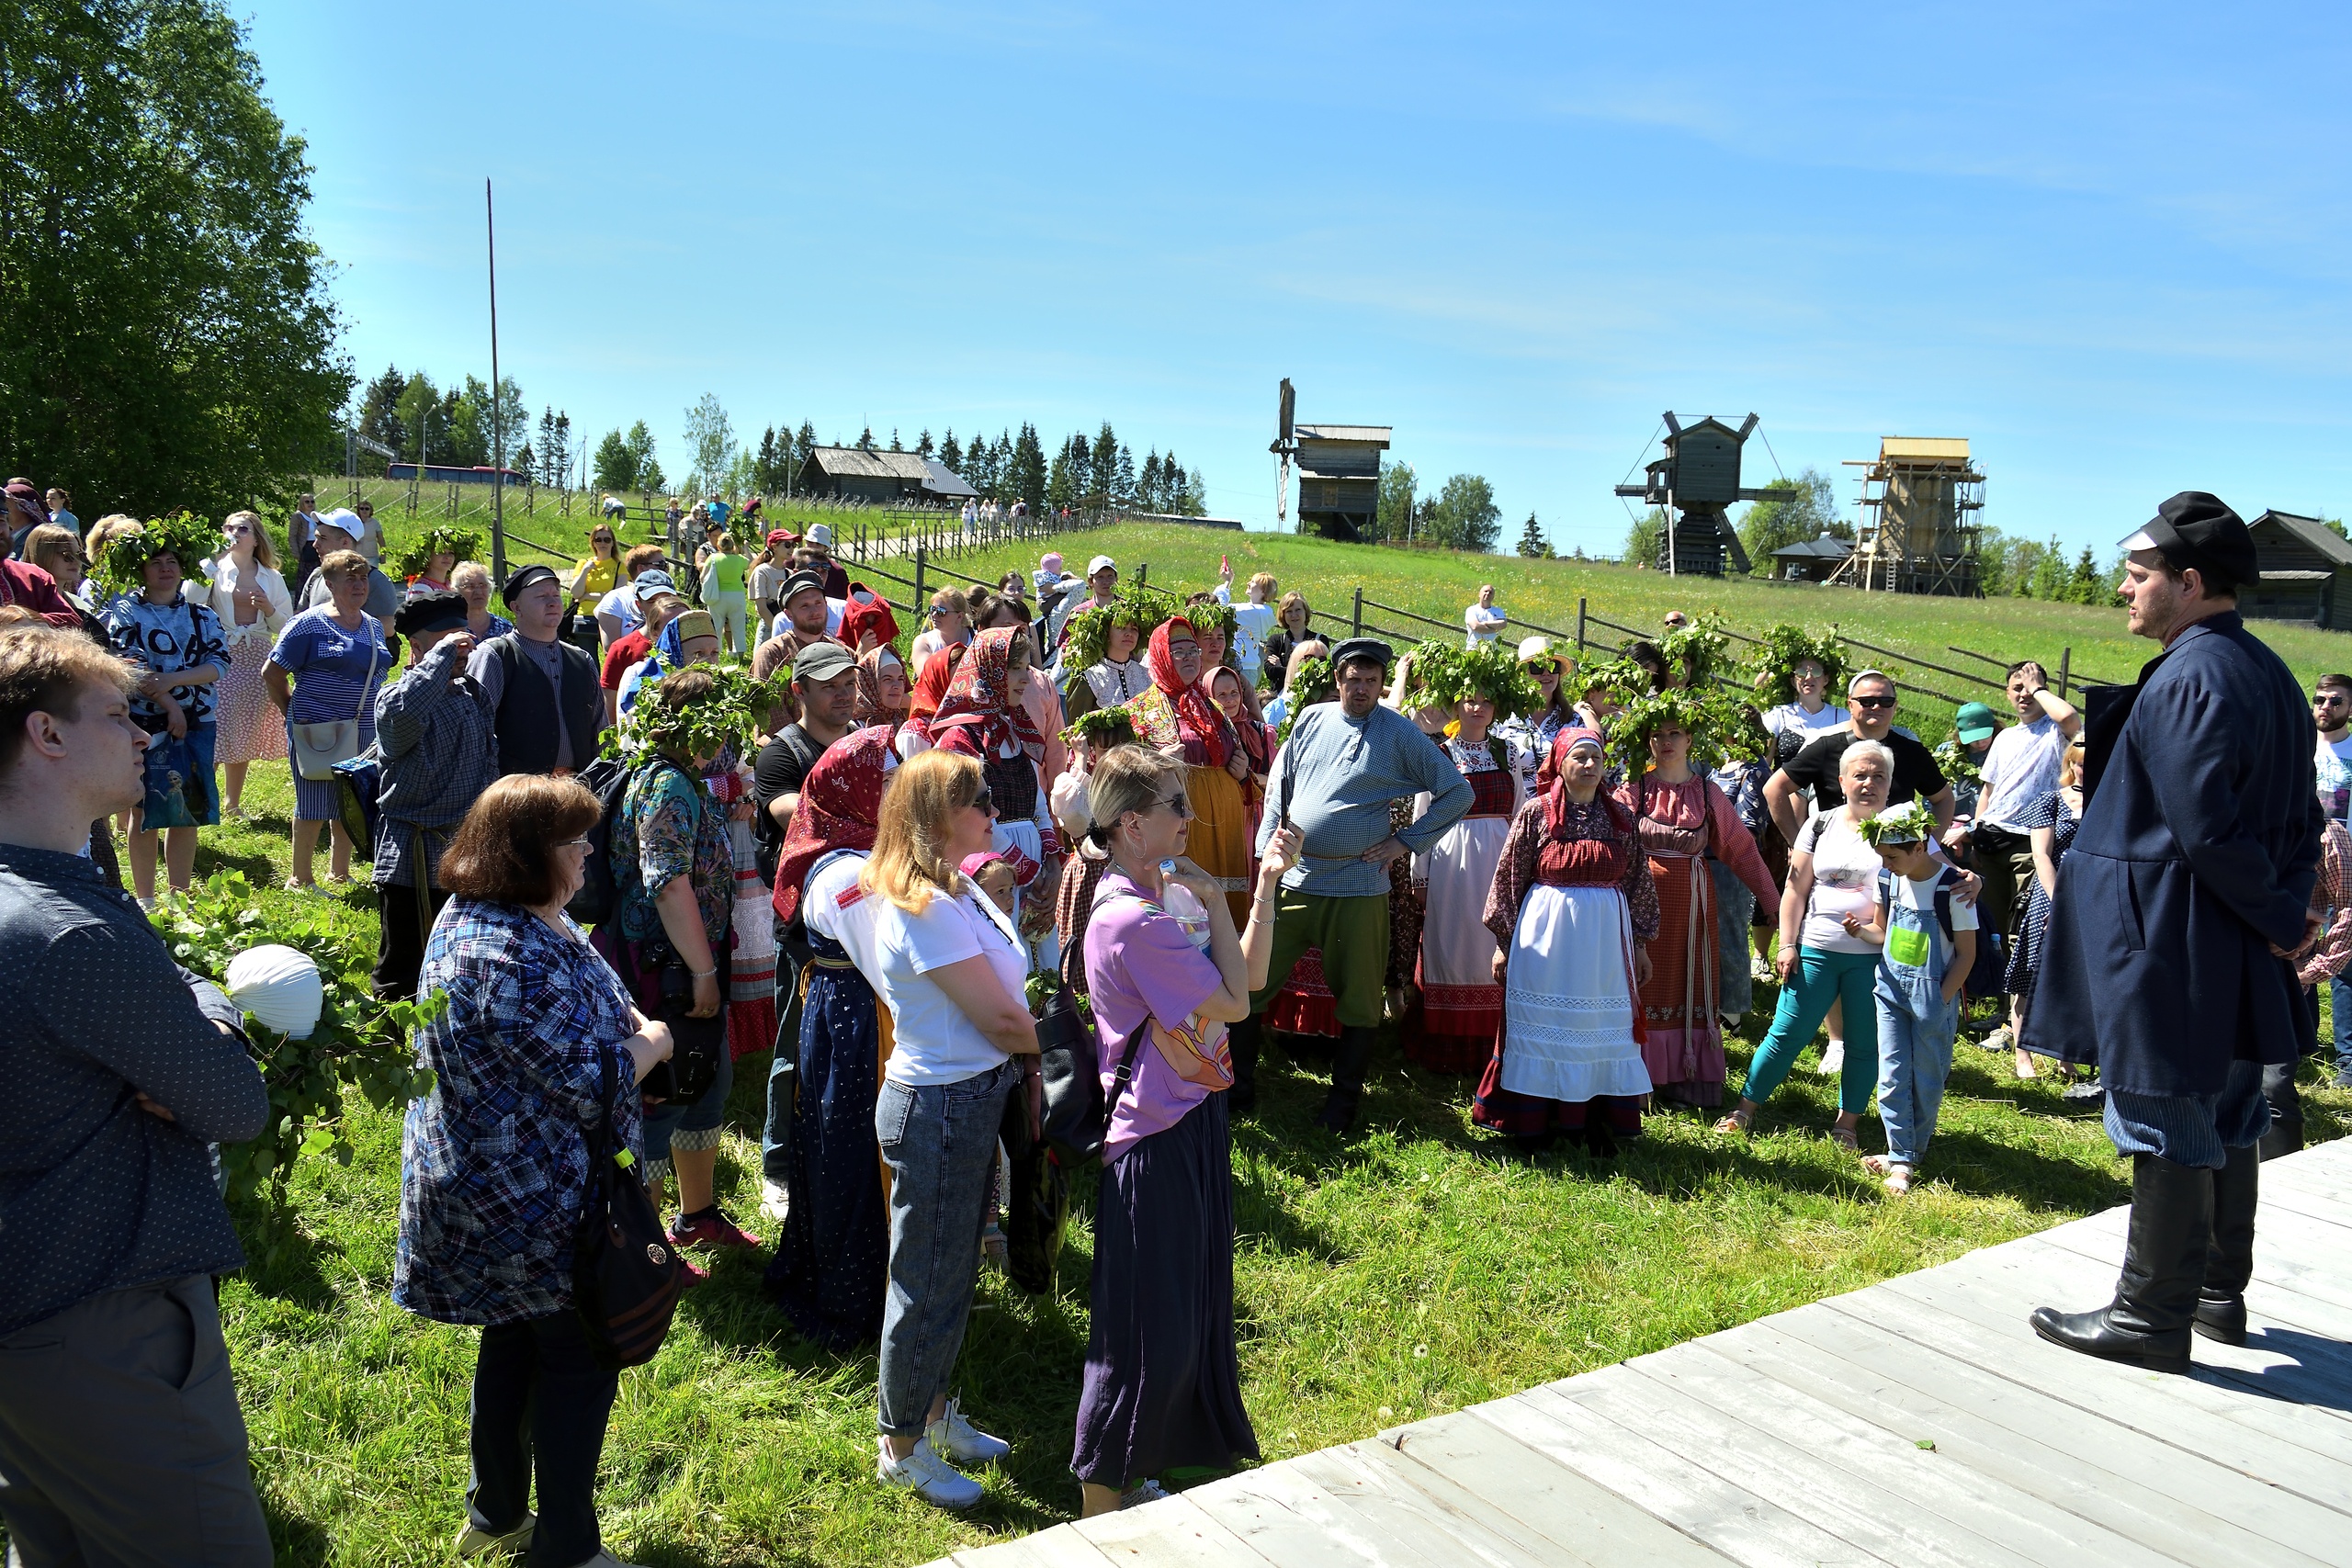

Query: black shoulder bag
[571,1054,683,1371]
[1035,985,1149,1171]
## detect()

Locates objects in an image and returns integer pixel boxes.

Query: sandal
[1713,1106,1755,1136]
[1882,1165,1914,1195]
[284,876,315,893]
[1828,1125,1860,1152]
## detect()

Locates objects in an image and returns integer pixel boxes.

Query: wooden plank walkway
[927,1137,2352,1567]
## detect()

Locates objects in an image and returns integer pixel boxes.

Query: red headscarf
[1136,616,1234,769]
[930,625,1049,765]
[771,727,894,929]
[838,585,900,651]
[904,643,964,739]
[1540,726,1624,836]
[853,645,909,731]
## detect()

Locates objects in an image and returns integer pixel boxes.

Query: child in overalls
[1846,800,1978,1194]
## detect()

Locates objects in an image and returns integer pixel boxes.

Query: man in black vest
[465,564,604,776]
[2026,494,2324,1373]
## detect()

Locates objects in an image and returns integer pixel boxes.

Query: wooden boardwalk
[929,1137,2352,1567]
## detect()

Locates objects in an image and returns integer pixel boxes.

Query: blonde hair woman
[196,510,293,814]
[860,749,1035,1509]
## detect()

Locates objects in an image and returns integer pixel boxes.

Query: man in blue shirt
[0,626,272,1562]
[1236,637,1472,1131]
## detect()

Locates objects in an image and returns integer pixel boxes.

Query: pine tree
[915,428,934,458]
[754,426,778,493]
[1091,423,1119,504]
[889,428,902,451]
[1515,512,1553,558]
[1139,450,1163,512]
[1011,423,1047,508]
[355,365,408,472]
[1180,466,1208,517]
[857,425,876,452]
[548,412,571,489]
[1114,443,1136,507]
[1046,445,1075,512]
[514,442,535,480]
[939,429,961,474]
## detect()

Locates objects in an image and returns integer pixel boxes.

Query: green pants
[1250,888,1391,1030]
[1740,945,1881,1116]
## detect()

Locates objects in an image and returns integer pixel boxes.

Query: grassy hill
[324,478,2352,735]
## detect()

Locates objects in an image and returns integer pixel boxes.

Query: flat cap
[2119,491,2256,591]
[1329,637,1394,671]
[394,589,469,637]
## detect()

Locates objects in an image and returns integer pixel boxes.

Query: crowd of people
[1,487,2342,1565]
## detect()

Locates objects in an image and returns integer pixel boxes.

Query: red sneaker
[675,1254,710,1290]
[668,1209,763,1252]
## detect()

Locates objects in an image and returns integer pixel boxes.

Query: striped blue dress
[268,607,390,821]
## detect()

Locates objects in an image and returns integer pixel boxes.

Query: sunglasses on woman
[965,787,995,816]
[1148,790,1191,819]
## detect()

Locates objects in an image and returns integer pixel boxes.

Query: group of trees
[1,0,350,520]
[1372,463,1506,552]
[350,367,556,479]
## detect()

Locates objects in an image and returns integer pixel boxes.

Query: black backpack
[565,755,638,926]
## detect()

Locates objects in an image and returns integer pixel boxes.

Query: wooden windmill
[1272,378,1391,540]
[1612,412,1778,576]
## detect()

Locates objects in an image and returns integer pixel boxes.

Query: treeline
[1615,466,2132,604]
[591,400,1208,515]
[1369,463,1507,551]
[348,366,578,487]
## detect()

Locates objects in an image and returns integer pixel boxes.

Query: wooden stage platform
[929,1136,2352,1567]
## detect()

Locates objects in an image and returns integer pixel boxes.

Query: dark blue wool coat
[2022,611,2323,1097]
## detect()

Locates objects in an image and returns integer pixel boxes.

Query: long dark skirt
[1072,1092,1259,1488]
[762,953,888,1349]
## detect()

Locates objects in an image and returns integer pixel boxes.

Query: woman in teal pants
[1717,741,1893,1147]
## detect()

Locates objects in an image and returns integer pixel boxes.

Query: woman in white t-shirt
[860,749,1037,1511]
[1761,656,1850,765]
[1716,739,1893,1146]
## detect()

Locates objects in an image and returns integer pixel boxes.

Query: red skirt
[1266,947,1340,1038]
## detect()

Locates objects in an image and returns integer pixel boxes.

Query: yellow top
[571,556,623,599]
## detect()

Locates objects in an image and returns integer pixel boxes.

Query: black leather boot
[1318,1026,1378,1133]
[2030,1154,2211,1374]
[1227,1017,1261,1115]
[2194,1143,2259,1345]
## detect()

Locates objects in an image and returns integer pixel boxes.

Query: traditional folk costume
[761,728,893,1349]
[851,645,910,739]
[1615,770,1779,1110]
[1475,729,1659,1145]
[1403,733,1523,1072]
[1124,619,1268,926]
[933,626,1061,957]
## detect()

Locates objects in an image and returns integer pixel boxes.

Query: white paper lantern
[224,943,324,1040]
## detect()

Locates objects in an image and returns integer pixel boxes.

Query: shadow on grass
[263,1494,334,1567]
[226,1201,344,1309]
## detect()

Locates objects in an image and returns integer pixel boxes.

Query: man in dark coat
[2027,492,2324,1373]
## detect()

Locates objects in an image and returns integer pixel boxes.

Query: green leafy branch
[1062,583,1181,671]
[1063,707,1138,750]
[150,871,442,1249]
[1743,622,1850,708]
[608,659,790,763]
[1275,655,1336,748]
[96,511,228,596]
[1403,639,1542,723]
[391,525,481,581]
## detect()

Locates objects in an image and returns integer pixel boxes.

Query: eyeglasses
[1851,694,1896,710]
[965,787,995,816]
[556,837,595,854]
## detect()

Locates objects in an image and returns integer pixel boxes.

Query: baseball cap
[1954,702,1999,743]
[764,528,793,547]
[632,569,675,593]
[779,570,828,604]
[792,640,856,682]
[1088,555,1116,576]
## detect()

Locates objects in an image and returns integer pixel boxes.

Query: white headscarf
[224,944,323,1039]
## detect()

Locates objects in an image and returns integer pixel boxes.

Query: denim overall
[1873,871,1962,1168]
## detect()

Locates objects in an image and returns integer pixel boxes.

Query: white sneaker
[1750,953,1774,983]
[1121,1478,1170,1509]
[1817,1038,1846,1077]
[760,1179,790,1224]
[1980,1025,2014,1054]
[879,1439,984,1510]
[928,1396,1010,1465]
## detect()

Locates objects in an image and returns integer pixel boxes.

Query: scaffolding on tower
[1830,436,1985,595]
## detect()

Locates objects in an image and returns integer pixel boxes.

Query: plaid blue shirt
[394,899,642,1326]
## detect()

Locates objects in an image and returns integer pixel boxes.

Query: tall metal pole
[485,179,507,588]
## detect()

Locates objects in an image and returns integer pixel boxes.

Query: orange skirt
[1186,761,1253,927]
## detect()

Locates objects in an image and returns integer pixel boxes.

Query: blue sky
[243,1,2350,553]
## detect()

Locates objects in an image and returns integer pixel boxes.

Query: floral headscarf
[1125,616,1234,770]
[853,645,909,729]
[929,625,1048,765]
[771,727,895,929]
[1540,726,1619,836]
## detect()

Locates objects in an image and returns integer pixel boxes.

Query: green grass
[194,503,2352,1564]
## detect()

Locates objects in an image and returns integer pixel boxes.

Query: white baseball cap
[1088,555,1116,576]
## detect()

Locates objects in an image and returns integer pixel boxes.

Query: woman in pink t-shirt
[1076,748,1299,1516]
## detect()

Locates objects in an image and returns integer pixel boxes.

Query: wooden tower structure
[1272,378,1389,540]
[1831,436,1984,595]
[1612,412,1774,576]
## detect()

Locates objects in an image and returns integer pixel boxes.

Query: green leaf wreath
[1598,615,1765,775]
[1063,707,1139,750]
[1856,798,1937,847]
[1744,622,1849,709]
[1180,596,1238,640]
[1403,639,1542,724]
[1274,654,1336,749]
[605,659,791,763]
[1062,583,1182,671]
[391,525,481,581]
[95,511,227,596]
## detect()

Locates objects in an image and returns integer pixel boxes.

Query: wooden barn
[1771,535,1853,583]
[2241,510,2352,630]
[797,446,976,505]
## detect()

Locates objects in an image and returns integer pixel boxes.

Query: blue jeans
[1709,858,1756,1020]
[1874,973,1959,1166]
[875,1058,1020,1438]
[2105,1057,2271,1169]
[2317,976,2352,1076]
[1741,946,1881,1115]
